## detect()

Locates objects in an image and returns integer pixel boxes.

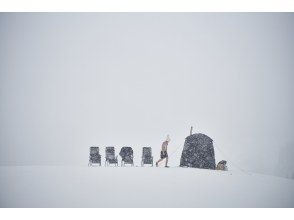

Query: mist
[0,13,294,178]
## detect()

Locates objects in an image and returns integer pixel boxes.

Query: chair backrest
[142,147,152,157]
[90,146,99,155]
[105,147,115,159]
[120,147,133,157]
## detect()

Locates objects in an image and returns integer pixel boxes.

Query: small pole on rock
[190,126,193,135]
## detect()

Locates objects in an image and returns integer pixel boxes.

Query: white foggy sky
[0,13,293,175]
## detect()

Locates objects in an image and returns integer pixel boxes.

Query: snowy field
[0,166,293,207]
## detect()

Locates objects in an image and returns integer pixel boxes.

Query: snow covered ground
[0,166,293,207]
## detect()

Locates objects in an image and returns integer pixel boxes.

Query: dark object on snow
[218,160,227,165]
[141,147,153,166]
[88,146,101,166]
[180,133,216,169]
[119,147,134,166]
[105,147,118,166]
[216,160,228,171]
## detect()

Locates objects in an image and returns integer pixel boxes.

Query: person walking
[156,135,170,167]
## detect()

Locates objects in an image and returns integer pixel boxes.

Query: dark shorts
[160,151,168,159]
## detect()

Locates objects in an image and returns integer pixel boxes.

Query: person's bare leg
[157,158,164,163]
[156,158,163,166]
[165,157,168,167]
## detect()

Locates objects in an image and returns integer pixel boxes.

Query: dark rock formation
[180,133,216,169]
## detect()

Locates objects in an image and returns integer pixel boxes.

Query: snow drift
[0,166,293,207]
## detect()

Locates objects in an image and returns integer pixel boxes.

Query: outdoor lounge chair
[119,146,134,166]
[88,146,101,166]
[141,147,153,166]
[105,147,118,166]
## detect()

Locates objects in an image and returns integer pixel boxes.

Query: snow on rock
[0,166,294,207]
